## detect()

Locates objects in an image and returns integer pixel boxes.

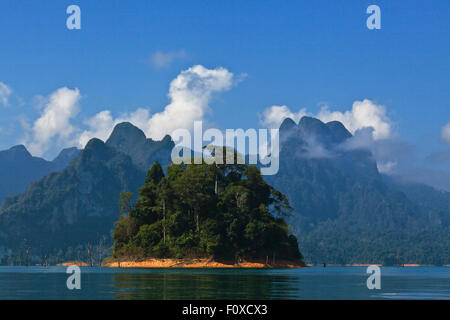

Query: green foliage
[299,226,450,265]
[119,192,134,216]
[113,160,302,262]
[0,138,145,263]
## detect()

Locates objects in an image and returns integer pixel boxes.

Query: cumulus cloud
[0,82,12,106]
[440,121,450,144]
[146,65,234,139]
[261,100,416,175]
[261,99,392,140]
[77,108,151,147]
[149,50,186,68]
[317,100,392,140]
[77,65,235,147]
[24,87,81,156]
[261,105,307,128]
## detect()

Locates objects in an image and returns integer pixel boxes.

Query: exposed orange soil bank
[57,261,89,267]
[103,258,306,268]
[345,264,382,267]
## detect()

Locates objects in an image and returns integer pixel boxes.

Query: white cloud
[317,99,392,140]
[78,108,150,147]
[261,105,307,128]
[24,87,81,156]
[261,99,403,174]
[77,65,235,146]
[147,65,234,139]
[261,99,392,140]
[0,82,12,106]
[149,50,186,68]
[377,161,397,174]
[440,121,450,144]
[301,136,335,159]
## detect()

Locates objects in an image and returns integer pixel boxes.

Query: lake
[0,266,448,300]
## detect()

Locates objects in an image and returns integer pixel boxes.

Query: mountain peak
[107,122,147,146]
[161,134,173,144]
[1,145,32,159]
[298,116,328,138]
[9,144,30,152]
[53,147,79,160]
[279,118,297,132]
[325,121,352,143]
[294,116,353,145]
[298,116,325,127]
[78,138,118,165]
[52,147,80,169]
[84,138,106,151]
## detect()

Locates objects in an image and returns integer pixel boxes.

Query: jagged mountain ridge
[0,145,80,204]
[270,116,445,230]
[105,122,174,171]
[0,123,174,262]
[266,116,449,264]
[0,117,448,265]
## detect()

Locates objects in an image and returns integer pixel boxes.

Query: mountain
[267,116,450,265]
[383,176,450,227]
[1,118,448,265]
[105,122,174,171]
[0,139,144,263]
[52,147,80,170]
[0,123,173,265]
[0,145,80,204]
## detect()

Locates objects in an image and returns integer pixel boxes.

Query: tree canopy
[113,160,302,262]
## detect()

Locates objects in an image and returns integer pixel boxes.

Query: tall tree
[112,160,302,262]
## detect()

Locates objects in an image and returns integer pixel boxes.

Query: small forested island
[107,158,304,268]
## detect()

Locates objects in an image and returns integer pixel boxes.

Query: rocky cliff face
[0,123,173,262]
[0,138,143,252]
[106,122,174,171]
[0,145,80,204]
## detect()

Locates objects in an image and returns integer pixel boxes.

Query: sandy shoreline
[57,261,89,267]
[56,260,448,268]
[101,258,306,268]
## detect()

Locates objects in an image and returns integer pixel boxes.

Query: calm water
[0,266,448,300]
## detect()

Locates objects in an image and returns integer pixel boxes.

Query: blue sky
[0,1,449,187]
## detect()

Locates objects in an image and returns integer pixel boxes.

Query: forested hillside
[113,161,302,263]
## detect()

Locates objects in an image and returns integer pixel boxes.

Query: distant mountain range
[0,118,448,265]
[266,117,450,265]
[0,145,80,204]
[0,124,174,264]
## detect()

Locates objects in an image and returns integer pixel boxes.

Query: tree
[145,161,164,184]
[119,192,134,217]
[112,160,302,262]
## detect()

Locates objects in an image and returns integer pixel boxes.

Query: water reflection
[0,267,448,299]
[112,270,300,300]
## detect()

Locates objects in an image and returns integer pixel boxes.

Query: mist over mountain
[0,145,80,204]
[266,116,450,265]
[0,123,173,264]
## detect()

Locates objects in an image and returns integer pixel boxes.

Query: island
[108,159,305,268]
